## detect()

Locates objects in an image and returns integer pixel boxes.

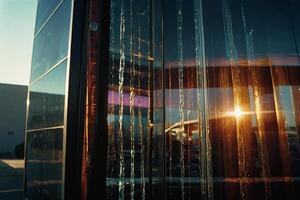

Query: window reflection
[164,0,300,199]
[28,61,66,130]
[106,0,152,199]
[25,129,63,200]
[25,0,72,199]
[31,0,71,82]
[34,0,62,33]
[105,0,300,199]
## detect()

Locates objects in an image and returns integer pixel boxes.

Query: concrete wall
[0,83,27,156]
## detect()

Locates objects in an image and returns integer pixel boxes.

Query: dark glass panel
[152,0,164,198]
[164,0,206,199]
[163,0,300,199]
[25,129,63,200]
[34,0,62,33]
[27,61,66,130]
[103,0,300,199]
[202,0,300,199]
[106,0,153,199]
[30,0,71,82]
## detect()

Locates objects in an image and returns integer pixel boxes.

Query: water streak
[137,19,146,200]
[241,1,271,198]
[176,0,185,199]
[270,68,292,177]
[222,0,249,199]
[193,0,214,199]
[118,1,126,199]
[129,0,136,199]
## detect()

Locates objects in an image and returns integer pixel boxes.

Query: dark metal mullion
[87,0,111,199]
[64,0,89,199]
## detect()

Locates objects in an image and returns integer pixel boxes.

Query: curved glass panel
[25,0,73,199]
[30,0,71,82]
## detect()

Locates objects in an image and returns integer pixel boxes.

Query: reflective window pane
[25,129,63,200]
[27,60,66,130]
[164,0,300,199]
[106,0,153,199]
[34,0,62,33]
[30,0,71,82]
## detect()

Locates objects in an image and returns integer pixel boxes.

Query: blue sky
[0,0,37,86]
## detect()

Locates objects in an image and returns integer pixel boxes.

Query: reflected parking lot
[0,159,24,199]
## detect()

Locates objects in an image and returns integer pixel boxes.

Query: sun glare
[234,106,244,118]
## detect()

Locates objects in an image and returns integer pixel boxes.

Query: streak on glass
[175,0,185,198]
[117,0,126,198]
[129,1,136,199]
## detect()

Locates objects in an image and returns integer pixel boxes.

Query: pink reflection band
[108,90,149,108]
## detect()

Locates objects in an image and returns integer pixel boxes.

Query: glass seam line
[30,56,68,86]
[61,0,74,198]
[0,189,23,194]
[27,126,64,133]
[34,0,64,38]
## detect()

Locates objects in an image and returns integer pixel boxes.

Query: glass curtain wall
[25,0,73,199]
[164,0,300,199]
[106,0,300,199]
[106,0,162,199]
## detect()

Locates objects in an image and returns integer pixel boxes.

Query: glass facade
[25,0,300,199]
[105,0,300,199]
[25,0,73,199]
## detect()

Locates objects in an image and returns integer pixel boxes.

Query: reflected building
[25,0,300,200]
[0,83,27,157]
